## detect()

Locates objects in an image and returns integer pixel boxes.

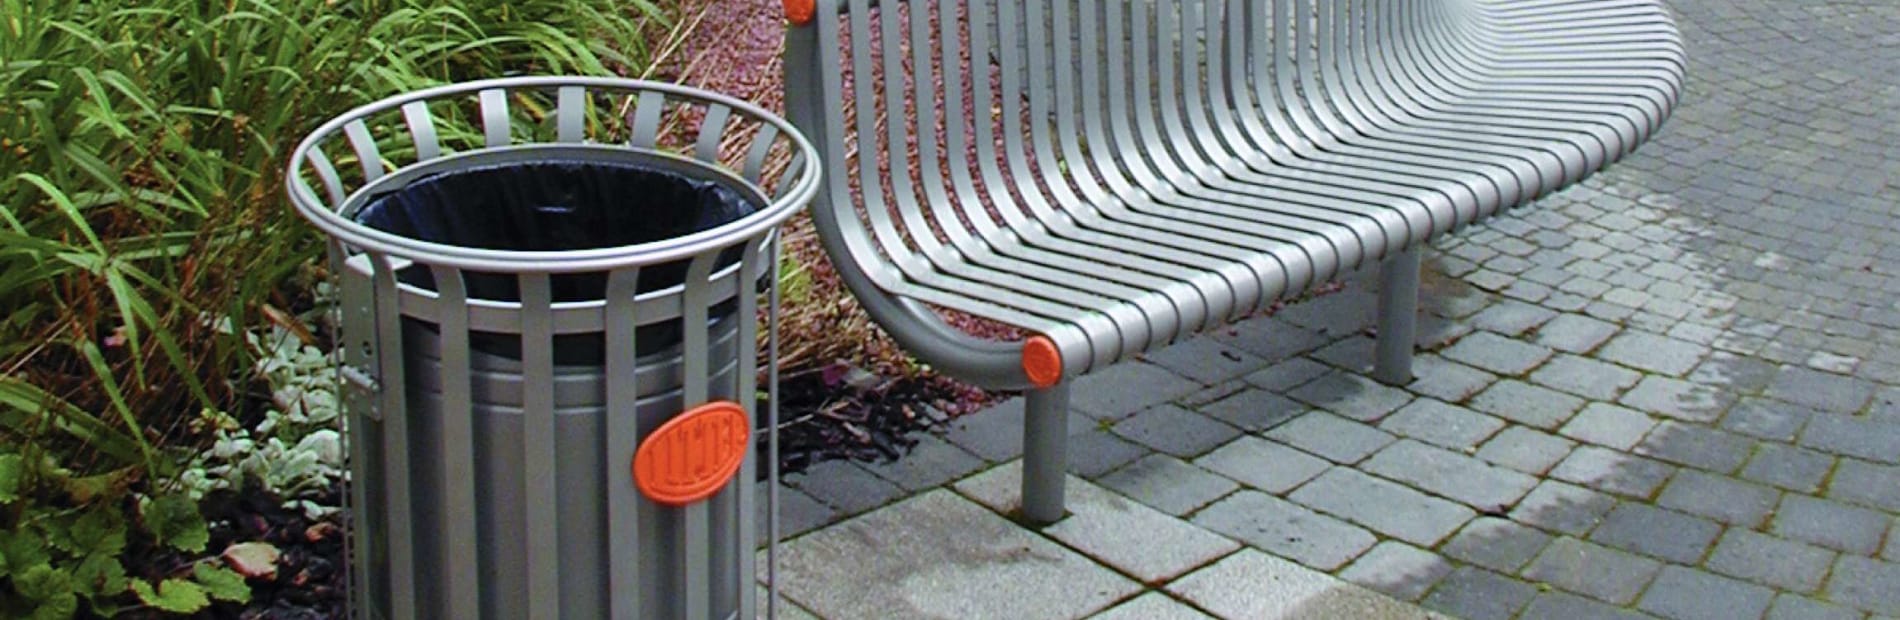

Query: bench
[783,0,1683,524]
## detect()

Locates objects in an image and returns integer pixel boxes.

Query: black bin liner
[354,159,762,363]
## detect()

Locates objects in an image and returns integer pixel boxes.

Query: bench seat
[785,0,1683,522]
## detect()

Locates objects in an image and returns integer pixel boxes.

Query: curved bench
[784,0,1684,523]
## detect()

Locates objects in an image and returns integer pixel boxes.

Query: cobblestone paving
[765,1,1900,618]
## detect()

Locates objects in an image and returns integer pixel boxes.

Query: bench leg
[1022,383,1070,526]
[1376,246,1423,386]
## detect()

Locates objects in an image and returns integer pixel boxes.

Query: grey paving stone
[1196,388,1306,433]
[1620,376,1736,423]
[1656,469,1780,527]
[1767,594,1863,620]
[1887,520,1900,562]
[1420,567,1537,620]
[1111,405,1242,458]
[1404,354,1500,403]
[1521,536,1663,605]
[1310,336,1378,374]
[1193,436,1330,494]
[1243,357,1333,393]
[1088,592,1214,620]
[1338,541,1455,602]
[1533,355,1645,400]
[1635,421,1754,473]
[773,490,1138,620]
[1766,366,1876,414]
[1070,361,1205,421]
[1263,411,1397,464]
[941,398,1089,462]
[1535,313,1623,354]
[760,484,840,542]
[1288,467,1476,547]
[1772,494,1890,555]
[1470,300,1560,336]
[788,459,909,515]
[857,435,986,491]
[1443,331,1556,376]
[1800,414,1900,464]
[1637,566,1776,620]
[1286,370,1416,423]
[1142,337,1271,384]
[1560,403,1660,450]
[1476,425,1578,475]
[1067,429,1152,479]
[1520,592,1653,620]
[1167,549,1441,619]
[953,463,1241,584]
[1098,454,1238,517]
[1191,491,1377,571]
[1215,316,1333,363]
[1378,398,1506,450]
[1469,380,1587,429]
[1550,445,1678,498]
[1706,528,1836,593]
[1690,351,1781,393]
[1441,517,1554,573]
[1599,330,1710,376]
[1741,443,1835,493]
[1722,397,1816,442]
[1276,291,1375,337]
[1829,458,1900,512]
[1362,440,1539,511]
[1588,503,1722,564]
[1826,556,1900,616]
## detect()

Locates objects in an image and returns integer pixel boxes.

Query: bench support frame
[1022,383,1071,525]
[1376,247,1423,386]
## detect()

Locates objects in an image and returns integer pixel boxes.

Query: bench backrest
[783,0,1683,291]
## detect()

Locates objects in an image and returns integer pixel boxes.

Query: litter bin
[286,77,819,620]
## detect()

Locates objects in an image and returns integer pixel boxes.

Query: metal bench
[784,0,1683,524]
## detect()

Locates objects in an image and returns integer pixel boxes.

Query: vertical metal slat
[680,253,717,620]
[367,253,416,620]
[429,265,482,619]
[735,235,768,620]
[521,273,561,619]
[605,268,643,620]
[402,102,442,162]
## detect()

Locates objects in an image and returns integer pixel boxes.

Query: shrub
[0,0,678,615]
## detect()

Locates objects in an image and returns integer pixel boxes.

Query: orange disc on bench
[633,401,752,506]
[785,0,815,25]
[1023,336,1063,388]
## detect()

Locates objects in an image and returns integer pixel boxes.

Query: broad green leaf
[130,578,210,614]
[69,553,126,598]
[0,453,22,503]
[30,592,77,620]
[192,564,250,604]
[14,563,74,601]
[68,507,125,556]
[0,529,50,573]
[139,494,208,553]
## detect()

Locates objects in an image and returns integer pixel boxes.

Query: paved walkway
[760,1,1900,618]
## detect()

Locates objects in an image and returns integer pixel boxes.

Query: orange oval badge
[633,401,752,506]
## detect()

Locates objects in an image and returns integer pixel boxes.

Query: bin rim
[286,76,820,273]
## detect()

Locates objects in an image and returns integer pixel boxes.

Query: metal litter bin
[286,77,818,620]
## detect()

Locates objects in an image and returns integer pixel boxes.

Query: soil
[120,483,348,620]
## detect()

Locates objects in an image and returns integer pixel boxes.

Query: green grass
[0,0,682,614]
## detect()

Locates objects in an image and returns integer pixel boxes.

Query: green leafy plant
[1,0,685,615]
